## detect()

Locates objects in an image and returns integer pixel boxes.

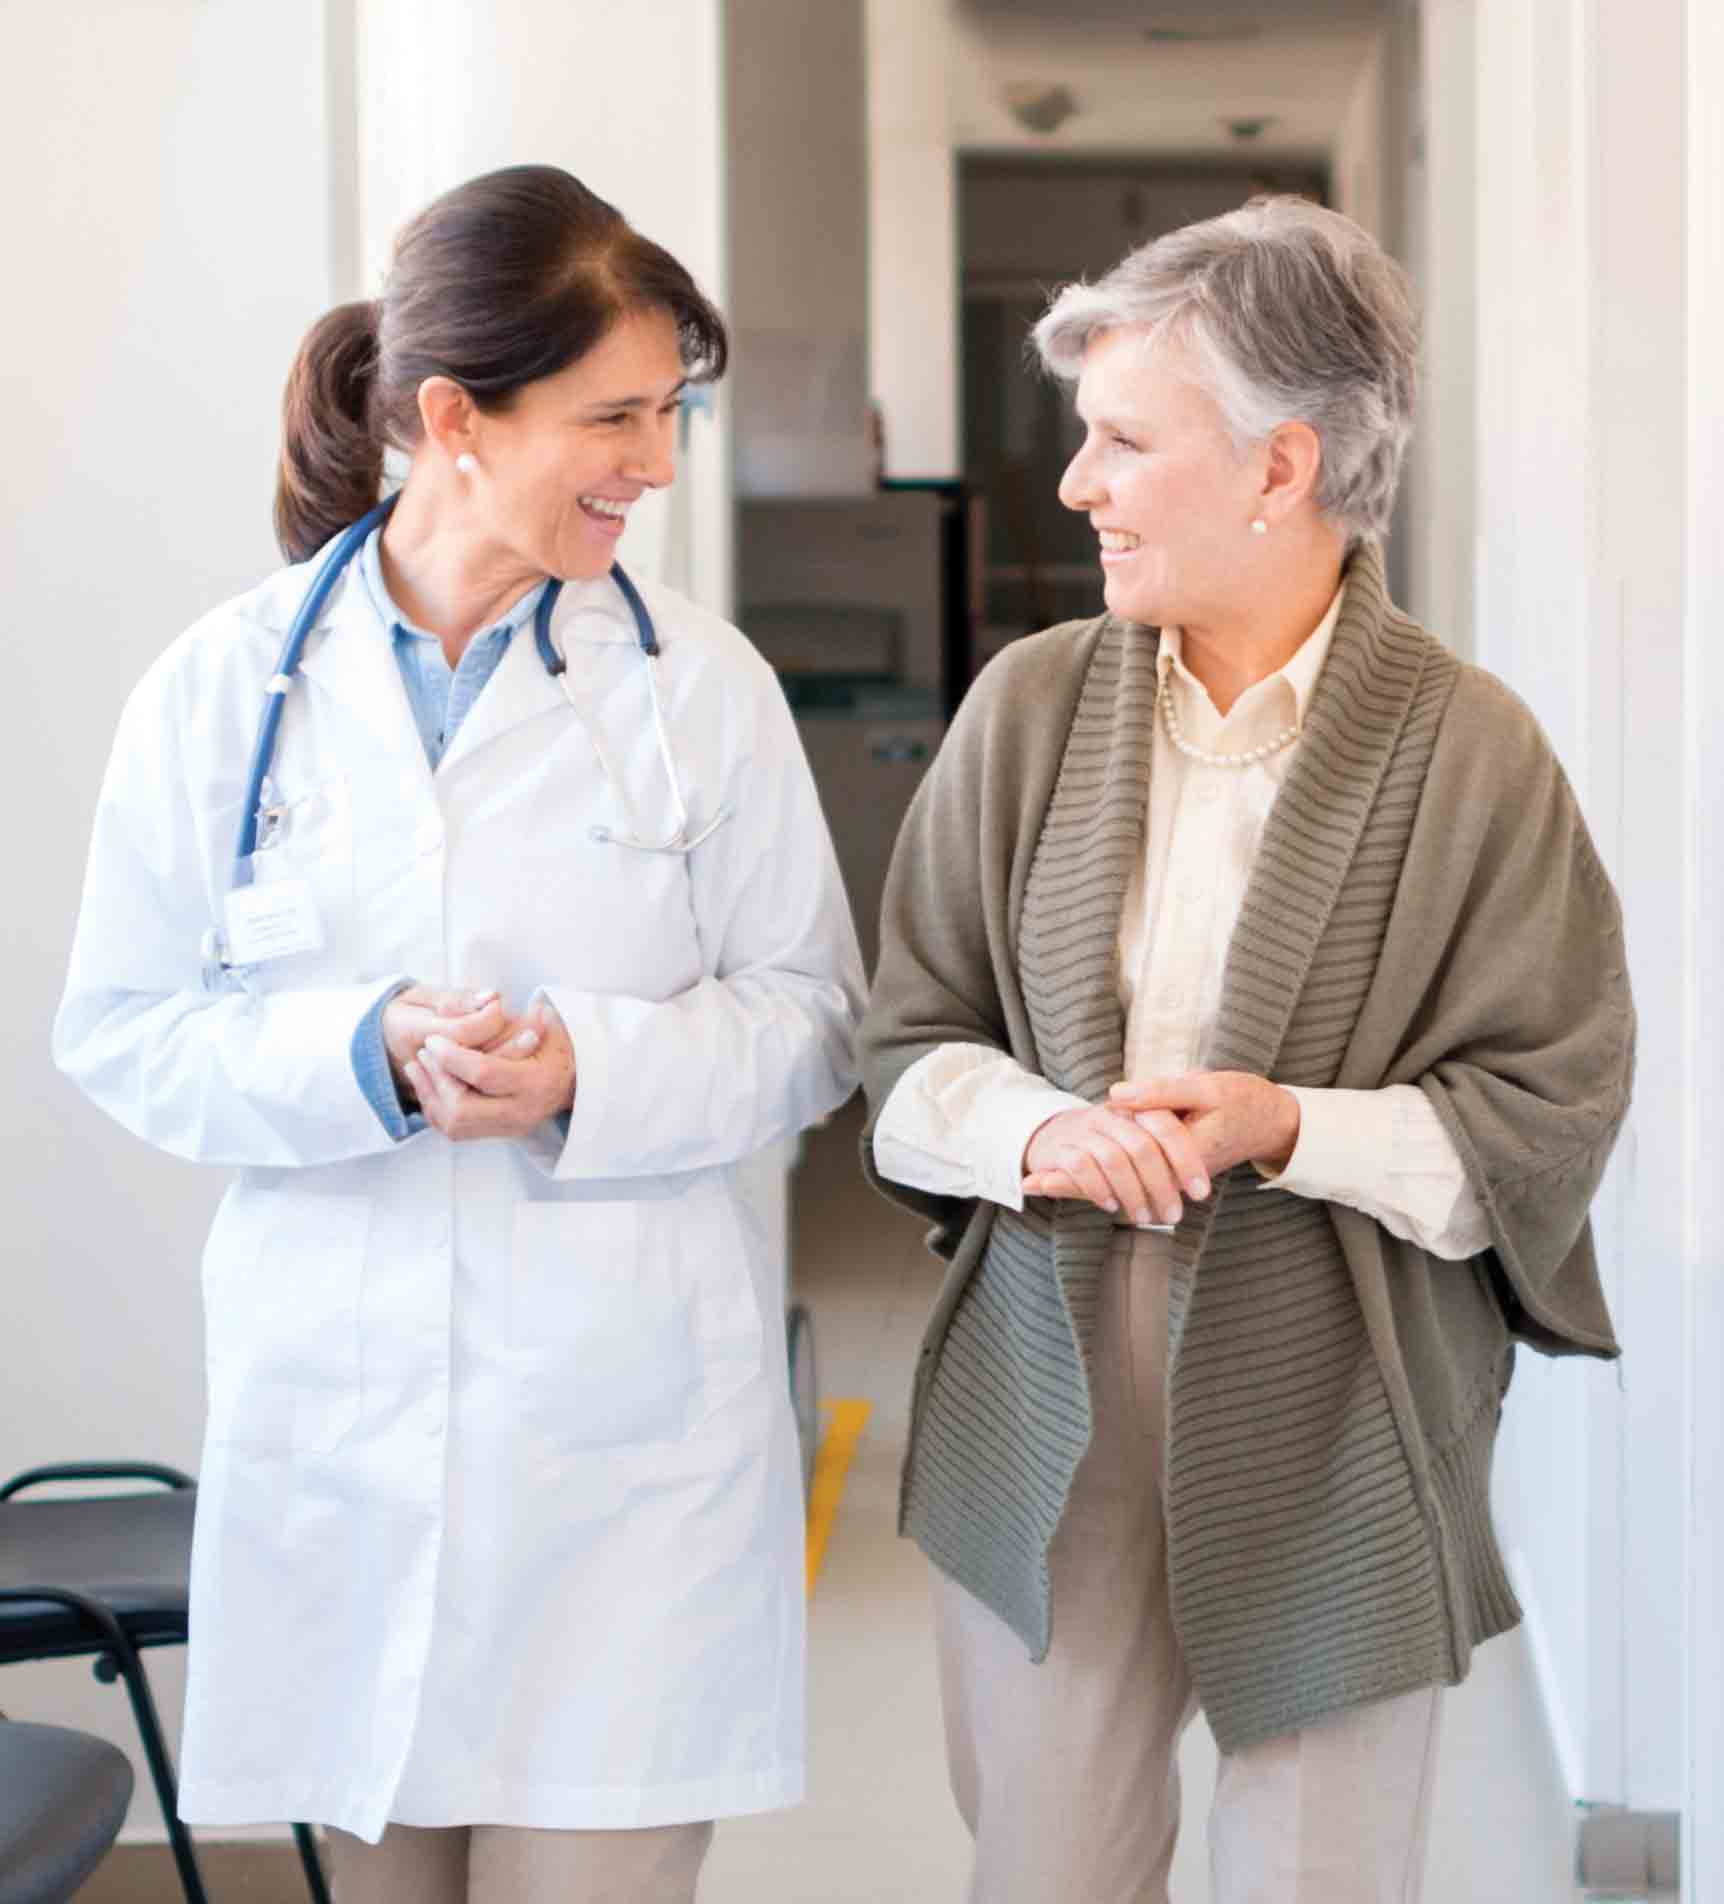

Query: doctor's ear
[417,376,482,470]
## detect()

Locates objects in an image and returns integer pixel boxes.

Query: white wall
[4,0,738,1842]
[0,0,342,1837]
[357,0,734,614]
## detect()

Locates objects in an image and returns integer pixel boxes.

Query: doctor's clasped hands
[381,985,577,1140]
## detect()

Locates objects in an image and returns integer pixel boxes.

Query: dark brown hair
[274,165,728,562]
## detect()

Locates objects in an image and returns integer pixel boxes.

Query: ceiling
[948,5,1383,161]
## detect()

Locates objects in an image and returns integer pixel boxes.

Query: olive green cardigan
[859,545,1634,1753]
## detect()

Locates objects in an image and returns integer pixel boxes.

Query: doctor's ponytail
[271,165,727,565]
[275,301,384,563]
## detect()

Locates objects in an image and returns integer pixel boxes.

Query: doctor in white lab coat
[53,165,862,1904]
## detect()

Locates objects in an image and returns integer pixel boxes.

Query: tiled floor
[701,1102,1592,1903]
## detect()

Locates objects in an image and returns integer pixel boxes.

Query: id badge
[224,877,324,965]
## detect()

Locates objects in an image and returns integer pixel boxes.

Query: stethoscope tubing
[229,497,715,924]
[232,496,395,885]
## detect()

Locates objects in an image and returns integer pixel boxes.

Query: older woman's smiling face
[1058,327,1263,632]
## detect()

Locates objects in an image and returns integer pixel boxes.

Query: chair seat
[0,1721,133,1904]
[0,1490,195,1658]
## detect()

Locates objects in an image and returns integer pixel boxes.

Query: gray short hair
[1032,197,1418,543]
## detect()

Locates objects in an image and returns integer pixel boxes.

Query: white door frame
[1682,10,1724,1900]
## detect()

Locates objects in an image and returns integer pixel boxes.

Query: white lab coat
[53,549,864,1840]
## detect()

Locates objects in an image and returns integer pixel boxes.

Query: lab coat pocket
[202,1191,369,1457]
[510,1179,765,1449]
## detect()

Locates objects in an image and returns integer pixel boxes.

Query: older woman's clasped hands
[1021,1071,1301,1225]
[381,985,577,1140]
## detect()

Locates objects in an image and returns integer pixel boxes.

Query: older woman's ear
[1257,419,1326,528]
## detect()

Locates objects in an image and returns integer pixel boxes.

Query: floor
[83,1103,1606,1903]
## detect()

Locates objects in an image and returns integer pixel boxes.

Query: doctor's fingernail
[425,1034,451,1055]
[513,1030,540,1052]
[1102,1198,1120,1214]
[1190,1176,1210,1199]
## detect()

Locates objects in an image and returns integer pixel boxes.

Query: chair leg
[104,1645,209,1904]
[293,1820,333,1904]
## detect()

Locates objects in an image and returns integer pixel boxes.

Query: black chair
[0,1464,330,1904]
[0,1719,132,1904]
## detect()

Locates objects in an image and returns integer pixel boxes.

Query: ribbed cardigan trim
[898,546,1521,1752]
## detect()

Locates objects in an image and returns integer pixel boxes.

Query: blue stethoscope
[206,493,726,980]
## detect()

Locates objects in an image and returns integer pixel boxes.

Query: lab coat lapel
[437,578,636,776]
[294,572,429,774]
[434,608,566,775]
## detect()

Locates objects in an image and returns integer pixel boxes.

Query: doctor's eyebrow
[582,381,687,415]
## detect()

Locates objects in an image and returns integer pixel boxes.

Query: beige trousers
[325,1820,714,1904]
[933,1231,1442,1904]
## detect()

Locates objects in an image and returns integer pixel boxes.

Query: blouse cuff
[872,1045,1088,1211]
[351,980,425,1142]
[1255,1085,1382,1200]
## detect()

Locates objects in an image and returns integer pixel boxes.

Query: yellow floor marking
[805,1398,872,1597]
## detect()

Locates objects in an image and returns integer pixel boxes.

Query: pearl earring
[1250,518,1268,536]
[456,453,478,476]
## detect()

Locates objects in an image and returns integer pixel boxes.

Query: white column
[726,0,871,497]
[1472,0,1702,1830]
[356,0,734,614]
[865,0,960,481]
[1471,0,1616,1811]
[1404,0,1475,657]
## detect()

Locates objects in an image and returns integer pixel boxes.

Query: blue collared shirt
[348,528,547,1138]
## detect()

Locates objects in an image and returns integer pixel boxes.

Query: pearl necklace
[1156,676,1302,768]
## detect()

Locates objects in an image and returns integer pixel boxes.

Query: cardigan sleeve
[1373,667,1635,1356]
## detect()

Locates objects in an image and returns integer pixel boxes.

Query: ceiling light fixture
[1143,22,1265,43]
[1003,82,1080,135]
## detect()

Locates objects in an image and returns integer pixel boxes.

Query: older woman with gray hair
[860,197,1633,1902]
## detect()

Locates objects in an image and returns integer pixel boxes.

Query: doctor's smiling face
[433,305,686,584]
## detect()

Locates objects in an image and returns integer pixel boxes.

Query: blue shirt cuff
[352,982,425,1141]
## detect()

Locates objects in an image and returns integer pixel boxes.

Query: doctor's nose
[625,412,677,491]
